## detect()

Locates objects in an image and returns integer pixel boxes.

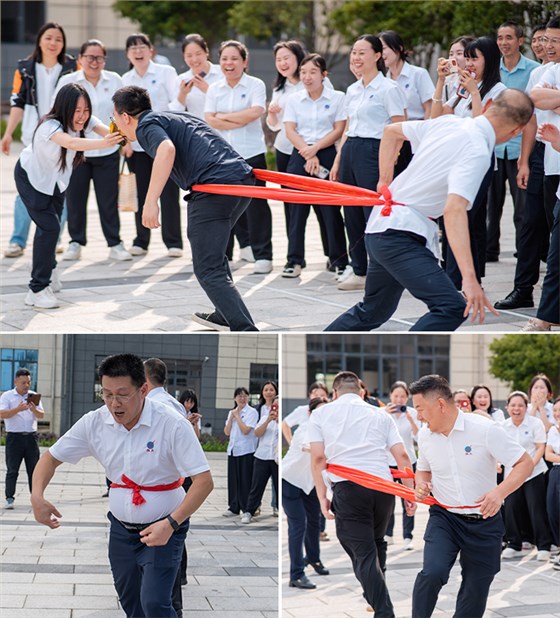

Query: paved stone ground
[282,504,560,618]
[1,144,553,333]
[0,448,279,617]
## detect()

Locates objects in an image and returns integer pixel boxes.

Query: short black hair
[499,20,524,38]
[409,375,453,401]
[98,354,146,388]
[112,86,152,117]
[332,371,361,392]
[234,386,250,398]
[143,358,167,386]
[15,368,31,379]
[548,16,560,30]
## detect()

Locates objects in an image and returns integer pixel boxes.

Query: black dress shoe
[304,558,330,575]
[486,254,499,263]
[494,288,534,310]
[289,575,316,589]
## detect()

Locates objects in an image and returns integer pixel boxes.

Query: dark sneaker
[282,263,302,278]
[494,288,534,310]
[191,311,230,332]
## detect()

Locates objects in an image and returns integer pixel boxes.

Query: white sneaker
[336,264,353,282]
[502,547,523,559]
[4,243,24,258]
[241,512,252,524]
[50,267,62,293]
[130,245,147,256]
[222,509,238,518]
[25,287,60,309]
[385,536,394,545]
[55,243,64,254]
[62,241,82,260]
[553,555,560,570]
[522,318,552,332]
[536,550,550,561]
[167,247,183,258]
[403,538,413,551]
[273,507,279,517]
[522,541,533,550]
[337,273,366,291]
[253,259,273,274]
[4,498,14,509]
[239,246,255,262]
[109,242,133,261]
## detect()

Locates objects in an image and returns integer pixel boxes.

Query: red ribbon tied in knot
[379,185,404,217]
[110,475,185,506]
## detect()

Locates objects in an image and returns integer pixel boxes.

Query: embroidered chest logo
[146,440,155,452]
[324,104,330,109]
[464,445,473,455]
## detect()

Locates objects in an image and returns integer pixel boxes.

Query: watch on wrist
[166,514,180,531]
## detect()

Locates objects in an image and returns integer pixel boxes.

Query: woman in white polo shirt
[501,391,553,561]
[56,39,131,263]
[330,35,406,292]
[205,40,272,275]
[14,83,123,309]
[121,33,183,258]
[527,373,554,432]
[223,386,259,517]
[283,53,347,279]
[242,382,279,523]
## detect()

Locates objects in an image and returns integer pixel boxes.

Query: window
[1,348,39,391]
[1,1,46,43]
[249,363,278,406]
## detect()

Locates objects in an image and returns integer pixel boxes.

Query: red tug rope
[327,463,478,510]
[191,169,403,214]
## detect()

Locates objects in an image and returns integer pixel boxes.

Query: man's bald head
[485,89,534,144]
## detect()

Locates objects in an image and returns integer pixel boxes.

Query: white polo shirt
[533,62,560,176]
[365,114,496,259]
[446,81,506,119]
[49,398,209,524]
[501,414,548,480]
[283,85,346,144]
[254,405,279,461]
[205,73,267,159]
[169,62,223,120]
[19,116,101,195]
[282,422,315,494]
[146,386,186,418]
[283,404,309,430]
[225,404,259,456]
[417,411,526,515]
[55,69,123,157]
[267,80,305,154]
[391,62,434,120]
[526,63,550,142]
[307,392,403,483]
[345,73,406,138]
[386,406,418,466]
[121,61,178,153]
[0,388,44,433]
[36,63,63,119]
[528,401,555,424]
[547,425,560,465]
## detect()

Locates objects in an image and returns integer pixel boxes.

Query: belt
[8,432,36,436]
[453,512,485,521]
[117,517,162,532]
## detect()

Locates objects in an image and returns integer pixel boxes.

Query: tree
[488,335,560,395]
[112,1,236,47]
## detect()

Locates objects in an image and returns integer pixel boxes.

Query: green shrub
[0,120,22,142]
[200,433,229,452]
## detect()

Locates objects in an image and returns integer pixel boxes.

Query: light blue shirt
[495,54,540,159]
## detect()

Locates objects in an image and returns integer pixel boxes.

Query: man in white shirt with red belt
[31,353,213,618]
[410,375,533,618]
[325,89,534,332]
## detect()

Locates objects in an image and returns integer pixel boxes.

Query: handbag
[118,157,138,212]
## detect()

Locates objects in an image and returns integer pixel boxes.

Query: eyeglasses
[537,37,560,44]
[82,55,106,64]
[128,45,150,52]
[101,389,140,404]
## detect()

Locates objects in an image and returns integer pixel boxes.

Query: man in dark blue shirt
[112,85,257,331]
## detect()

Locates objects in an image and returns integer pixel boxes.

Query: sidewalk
[282,504,560,618]
[1,144,552,332]
[0,448,279,617]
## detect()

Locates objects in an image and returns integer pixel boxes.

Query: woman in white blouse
[14,84,122,309]
[205,40,272,275]
[241,382,279,523]
[470,384,506,422]
[528,373,554,432]
[121,33,183,258]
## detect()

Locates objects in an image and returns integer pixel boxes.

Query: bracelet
[432,97,443,103]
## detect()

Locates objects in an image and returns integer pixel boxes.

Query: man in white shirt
[410,375,533,618]
[325,89,534,332]
[309,371,415,617]
[0,368,44,510]
[31,353,213,618]
[144,357,187,417]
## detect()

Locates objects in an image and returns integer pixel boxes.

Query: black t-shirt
[135,110,253,190]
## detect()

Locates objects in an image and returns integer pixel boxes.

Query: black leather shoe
[304,558,330,575]
[289,575,316,589]
[494,288,534,310]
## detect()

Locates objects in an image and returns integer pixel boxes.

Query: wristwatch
[166,514,180,531]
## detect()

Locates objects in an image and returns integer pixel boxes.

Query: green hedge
[0,120,22,142]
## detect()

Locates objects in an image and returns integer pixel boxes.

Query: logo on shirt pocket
[464,445,473,455]
[324,104,330,109]
[241,93,246,98]
[146,440,155,452]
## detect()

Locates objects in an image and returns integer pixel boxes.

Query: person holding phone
[330,35,406,292]
[282,53,347,279]
[179,389,202,438]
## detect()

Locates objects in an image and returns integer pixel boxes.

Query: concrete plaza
[282,503,560,618]
[0,448,279,617]
[1,144,553,333]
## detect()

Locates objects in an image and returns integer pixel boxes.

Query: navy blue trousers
[108,512,188,618]
[282,480,322,581]
[547,466,560,547]
[412,505,503,618]
[537,199,560,324]
[339,137,380,276]
[385,464,415,540]
[325,230,466,331]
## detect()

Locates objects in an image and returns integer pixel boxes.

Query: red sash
[110,474,185,506]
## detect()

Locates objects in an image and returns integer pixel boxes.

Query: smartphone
[447,58,459,73]
[184,71,207,87]
[315,165,330,179]
[27,393,41,406]
[457,71,476,99]
[391,405,407,413]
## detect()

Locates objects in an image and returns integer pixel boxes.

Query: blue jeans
[10,193,68,248]
[325,230,466,331]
